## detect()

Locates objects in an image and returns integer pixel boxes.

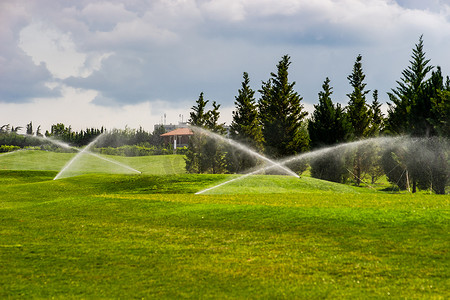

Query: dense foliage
[1,36,448,193]
[0,123,171,155]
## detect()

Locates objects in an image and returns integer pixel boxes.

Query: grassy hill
[0,150,186,175]
[0,154,449,298]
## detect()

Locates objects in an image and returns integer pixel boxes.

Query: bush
[0,145,21,153]
[94,145,174,157]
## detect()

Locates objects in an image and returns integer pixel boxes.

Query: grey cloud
[3,0,450,110]
[0,54,61,102]
[395,0,447,12]
[63,46,244,107]
[0,2,62,102]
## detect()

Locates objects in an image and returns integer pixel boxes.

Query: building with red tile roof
[160,127,194,149]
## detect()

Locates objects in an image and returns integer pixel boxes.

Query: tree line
[185,36,449,194]
[0,122,168,152]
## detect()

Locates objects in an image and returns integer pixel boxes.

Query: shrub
[0,145,21,153]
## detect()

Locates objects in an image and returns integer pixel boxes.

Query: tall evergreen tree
[26,122,33,135]
[189,92,209,127]
[308,77,349,148]
[346,54,370,185]
[346,54,370,139]
[386,35,434,136]
[206,101,226,134]
[308,77,349,182]
[308,77,335,148]
[230,72,263,150]
[367,90,384,137]
[186,93,226,174]
[258,55,309,160]
[384,36,450,193]
[228,72,264,172]
[364,90,385,184]
[185,92,209,173]
[203,101,227,174]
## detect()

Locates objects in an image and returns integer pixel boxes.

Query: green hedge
[93,145,187,156]
[0,145,21,153]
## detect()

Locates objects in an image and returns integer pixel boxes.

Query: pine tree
[185,92,209,173]
[258,55,309,160]
[367,90,384,137]
[363,90,385,184]
[230,72,263,149]
[189,92,209,127]
[26,122,33,135]
[308,77,349,182]
[308,77,335,148]
[228,72,264,172]
[386,35,434,136]
[206,101,226,134]
[308,77,349,148]
[346,54,370,185]
[185,93,226,174]
[346,54,370,139]
[203,101,227,174]
[384,36,450,193]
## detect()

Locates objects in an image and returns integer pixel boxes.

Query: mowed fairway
[0,151,449,298]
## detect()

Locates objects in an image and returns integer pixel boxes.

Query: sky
[1,0,450,132]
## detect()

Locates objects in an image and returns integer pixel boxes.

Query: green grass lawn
[0,153,449,298]
[0,150,186,175]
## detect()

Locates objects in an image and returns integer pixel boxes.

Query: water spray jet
[196,136,406,194]
[190,126,300,178]
[52,133,141,180]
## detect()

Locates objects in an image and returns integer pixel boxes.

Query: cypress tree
[185,92,209,173]
[26,122,33,135]
[367,90,384,137]
[230,72,263,150]
[203,101,227,174]
[346,54,370,139]
[308,77,349,148]
[308,77,349,183]
[186,93,226,174]
[189,92,209,127]
[386,35,434,136]
[346,54,370,185]
[258,55,309,159]
[228,72,264,172]
[308,77,335,148]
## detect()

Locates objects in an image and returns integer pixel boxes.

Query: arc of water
[53,134,103,180]
[53,134,141,180]
[195,162,293,194]
[190,126,299,178]
[86,152,141,174]
[46,137,74,150]
[196,136,402,194]
[5,134,141,179]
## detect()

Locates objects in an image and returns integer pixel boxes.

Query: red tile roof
[160,127,194,136]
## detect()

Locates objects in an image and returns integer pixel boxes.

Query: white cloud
[18,22,86,79]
